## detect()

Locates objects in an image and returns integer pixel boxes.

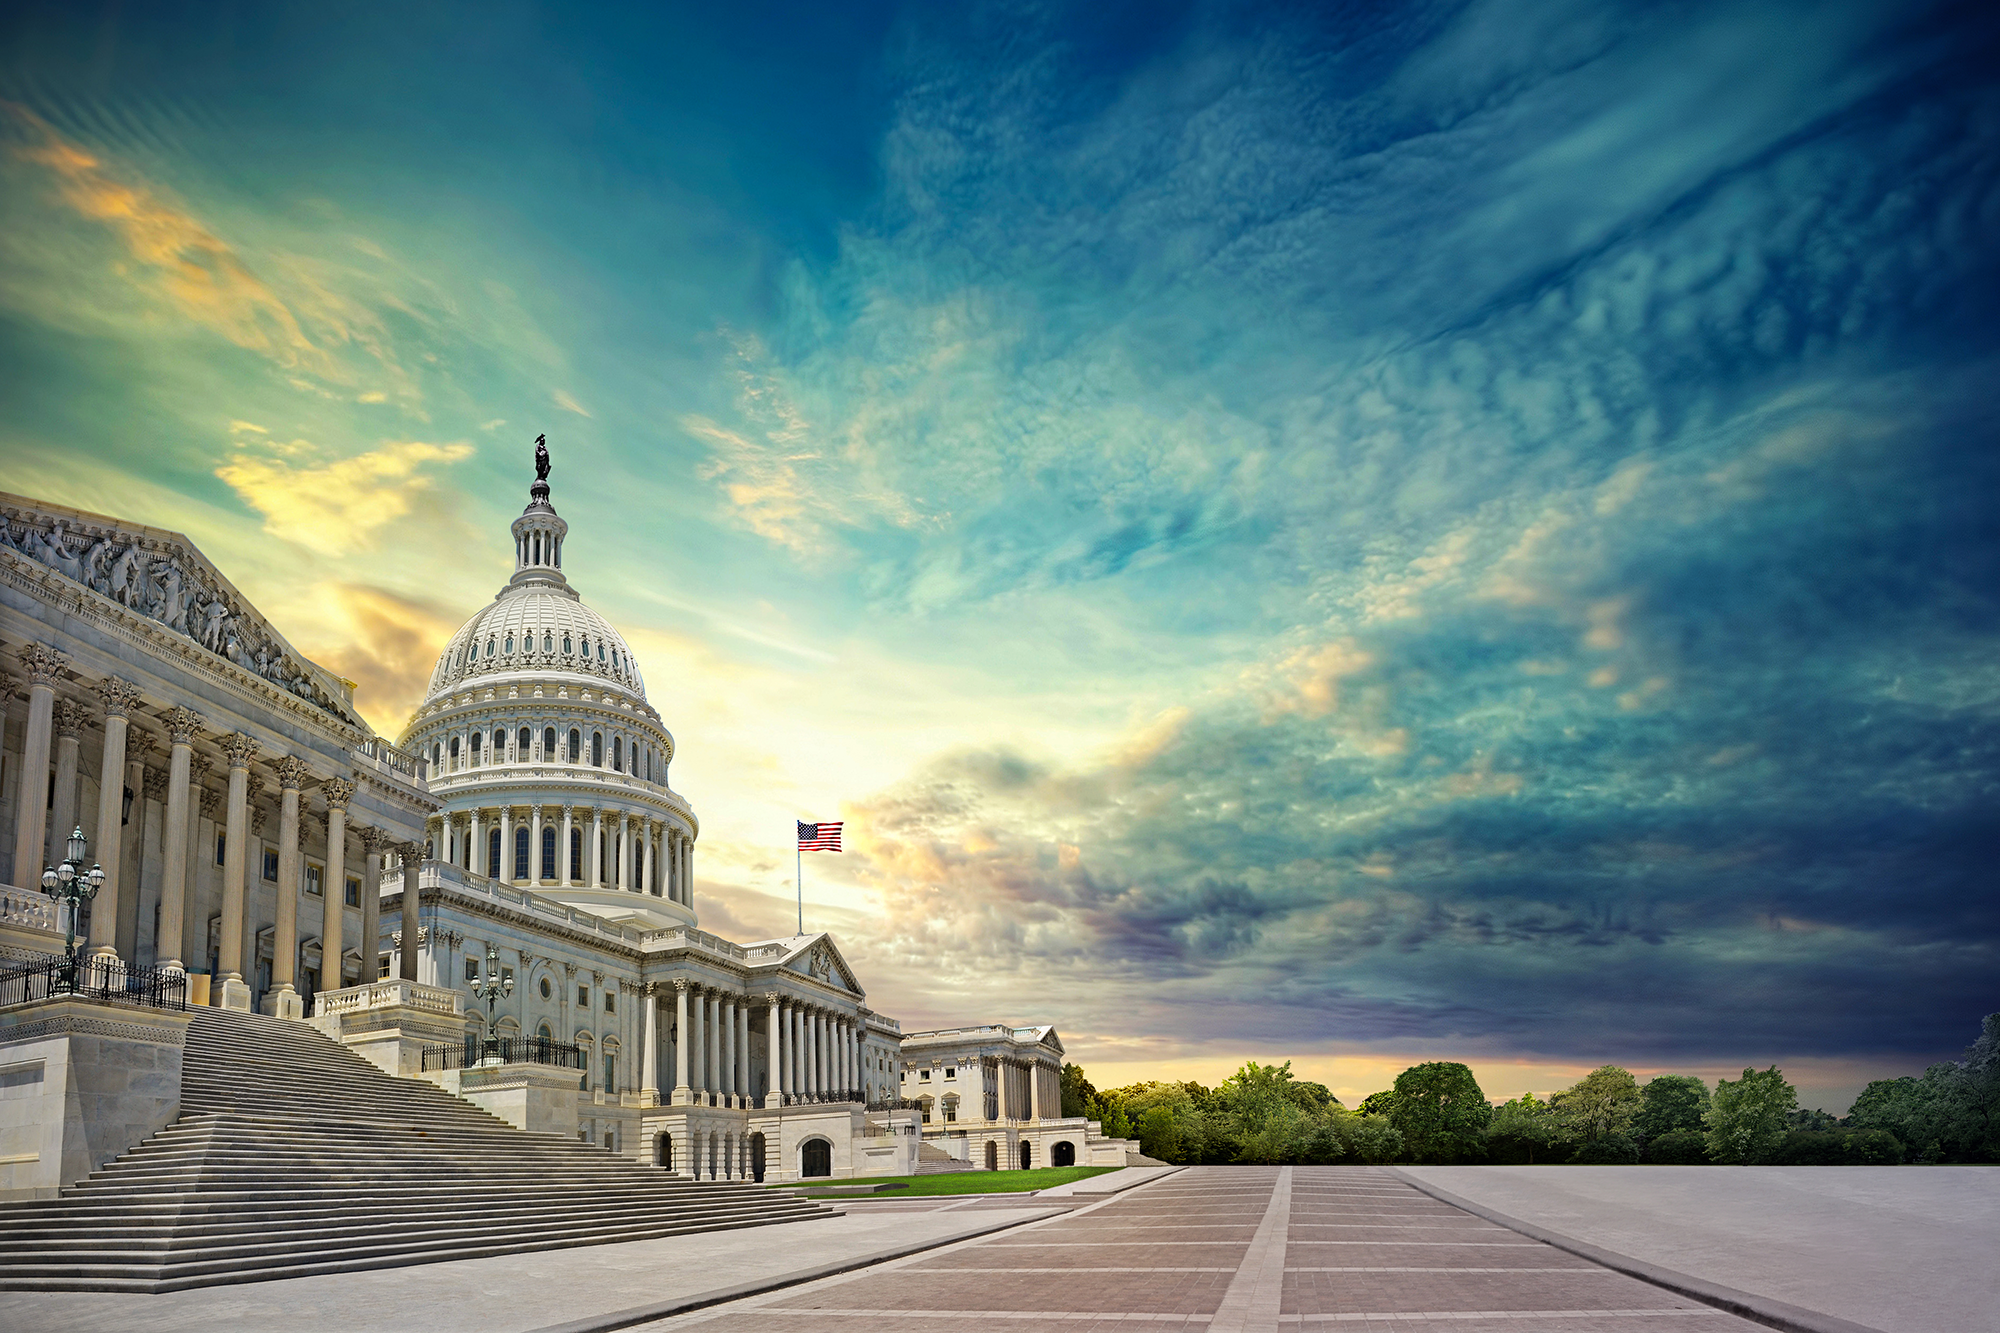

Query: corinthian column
[10,645,68,892]
[530,804,544,881]
[88,678,142,959]
[154,707,204,973]
[263,755,311,1016]
[215,733,258,1007]
[357,828,386,981]
[320,778,354,998]
[398,842,422,981]
[641,982,661,1105]
[642,819,656,896]
[589,808,604,887]
[671,979,691,1105]
[560,805,574,884]
[47,698,86,871]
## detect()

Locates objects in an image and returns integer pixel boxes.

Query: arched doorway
[1052,1140,1075,1167]
[656,1134,672,1170]
[985,1140,998,1171]
[751,1132,767,1183]
[801,1137,832,1178]
[1019,1140,1033,1170]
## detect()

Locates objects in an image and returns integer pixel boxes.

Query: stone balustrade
[0,884,60,934]
[313,978,465,1019]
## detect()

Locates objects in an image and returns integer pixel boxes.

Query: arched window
[487,828,501,878]
[486,637,496,657]
[569,827,583,880]
[592,732,603,767]
[448,736,459,765]
[540,825,556,880]
[493,728,506,759]
[597,642,606,662]
[580,635,589,657]
[645,748,652,781]
[612,736,622,770]
[543,631,553,652]
[504,633,514,654]
[513,826,530,880]
[518,726,531,758]
[469,734,481,766]
[544,726,556,759]
[568,728,581,763]
[563,634,573,654]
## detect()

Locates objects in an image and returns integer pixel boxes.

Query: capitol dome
[401,457,697,932]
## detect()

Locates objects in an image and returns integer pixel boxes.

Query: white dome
[424,585,647,705]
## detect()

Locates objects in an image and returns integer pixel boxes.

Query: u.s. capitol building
[0,449,1135,1233]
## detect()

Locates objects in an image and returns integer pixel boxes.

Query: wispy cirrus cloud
[215,437,476,555]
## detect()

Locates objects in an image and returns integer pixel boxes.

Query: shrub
[1843,1128,1903,1165]
[1569,1134,1639,1164]
[1647,1129,1710,1164]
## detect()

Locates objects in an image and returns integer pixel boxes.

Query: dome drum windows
[592,732,604,768]
[568,728,581,764]
[544,726,556,760]
[518,726,531,760]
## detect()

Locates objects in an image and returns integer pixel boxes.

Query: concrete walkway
[0,1203,1063,1333]
[1399,1166,2000,1333]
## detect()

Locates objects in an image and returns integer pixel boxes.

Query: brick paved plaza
[642,1166,1764,1333]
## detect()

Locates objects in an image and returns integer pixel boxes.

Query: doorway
[1019,1140,1033,1170]
[985,1140,998,1171]
[801,1137,832,1177]
[751,1132,767,1182]
[1052,1140,1075,1167]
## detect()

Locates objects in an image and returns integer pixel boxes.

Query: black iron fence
[866,1095,923,1112]
[0,953,187,1012]
[420,1034,586,1072]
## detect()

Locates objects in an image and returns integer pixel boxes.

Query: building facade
[901,1023,1134,1171]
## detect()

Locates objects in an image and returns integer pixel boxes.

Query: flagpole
[797,840,803,937]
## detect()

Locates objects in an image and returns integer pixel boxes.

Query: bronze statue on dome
[534,434,551,481]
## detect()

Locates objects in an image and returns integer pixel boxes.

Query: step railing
[419,1035,587,1072]
[0,953,187,1011]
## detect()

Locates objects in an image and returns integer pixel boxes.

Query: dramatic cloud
[215,438,476,555]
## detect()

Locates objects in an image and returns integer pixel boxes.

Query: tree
[1060,1062,1098,1119]
[1552,1066,1642,1156]
[1386,1062,1492,1163]
[1647,1129,1711,1164]
[1706,1066,1795,1164]
[1088,1094,1134,1141]
[1135,1106,1184,1162]
[1485,1093,1562,1163]
[1635,1075,1710,1144]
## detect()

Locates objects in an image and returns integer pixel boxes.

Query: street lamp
[41,825,104,988]
[471,944,513,1062]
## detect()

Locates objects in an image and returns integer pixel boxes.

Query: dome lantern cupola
[510,462,570,590]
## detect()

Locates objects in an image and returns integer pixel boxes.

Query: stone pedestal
[258,985,304,1020]
[0,997,190,1200]
[217,976,253,1012]
[309,979,466,1076]
[425,1062,579,1136]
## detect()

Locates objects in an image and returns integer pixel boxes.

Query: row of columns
[766,994,863,1107]
[437,724,660,786]
[6,644,425,1011]
[435,806,692,905]
[632,985,865,1110]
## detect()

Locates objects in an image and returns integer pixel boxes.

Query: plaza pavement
[1398,1164,1998,1333]
[629,1166,1778,1333]
[7,1164,1982,1333]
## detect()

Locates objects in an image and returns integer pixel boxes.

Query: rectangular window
[603,1055,616,1091]
[263,849,279,882]
[379,953,392,977]
[919,1069,931,1082]
[305,864,323,896]
[344,876,361,907]
[465,957,480,983]
[944,1067,955,1079]
[216,834,226,866]
[578,985,589,1007]
[604,992,616,1014]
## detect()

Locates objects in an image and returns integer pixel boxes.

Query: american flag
[797,820,842,852]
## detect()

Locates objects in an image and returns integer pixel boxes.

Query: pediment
[0,492,364,728]
[774,932,862,995]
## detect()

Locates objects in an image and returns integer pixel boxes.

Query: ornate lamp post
[471,943,513,1062]
[42,825,104,988]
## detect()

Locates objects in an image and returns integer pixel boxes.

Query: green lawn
[779,1165,1122,1199]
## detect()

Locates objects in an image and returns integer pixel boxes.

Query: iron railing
[0,953,187,1012]
[867,1095,923,1112]
[420,1035,586,1072]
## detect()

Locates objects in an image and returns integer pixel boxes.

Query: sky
[2,0,1996,1112]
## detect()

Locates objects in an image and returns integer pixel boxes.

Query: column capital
[322,776,357,810]
[142,765,169,800]
[95,676,143,719]
[18,643,70,687]
[52,696,87,738]
[218,731,260,768]
[199,787,222,819]
[272,755,313,789]
[188,753,212,785]
[358,825,390,852]
[762,991,781,1005]
[673,977,692,993]
[163,705,205,745]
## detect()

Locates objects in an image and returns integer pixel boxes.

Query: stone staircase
[915,1140,982,1174]
[0,1008,833,1292]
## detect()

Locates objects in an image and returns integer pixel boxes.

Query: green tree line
[1056,1012,1999,1167]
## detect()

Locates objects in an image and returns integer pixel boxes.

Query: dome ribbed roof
[419,463,649,706]
[423,586,646,704]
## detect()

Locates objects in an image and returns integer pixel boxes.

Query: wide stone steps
[0,1008,832,1292]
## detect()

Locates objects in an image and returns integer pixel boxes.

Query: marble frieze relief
[0,496,355,725]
